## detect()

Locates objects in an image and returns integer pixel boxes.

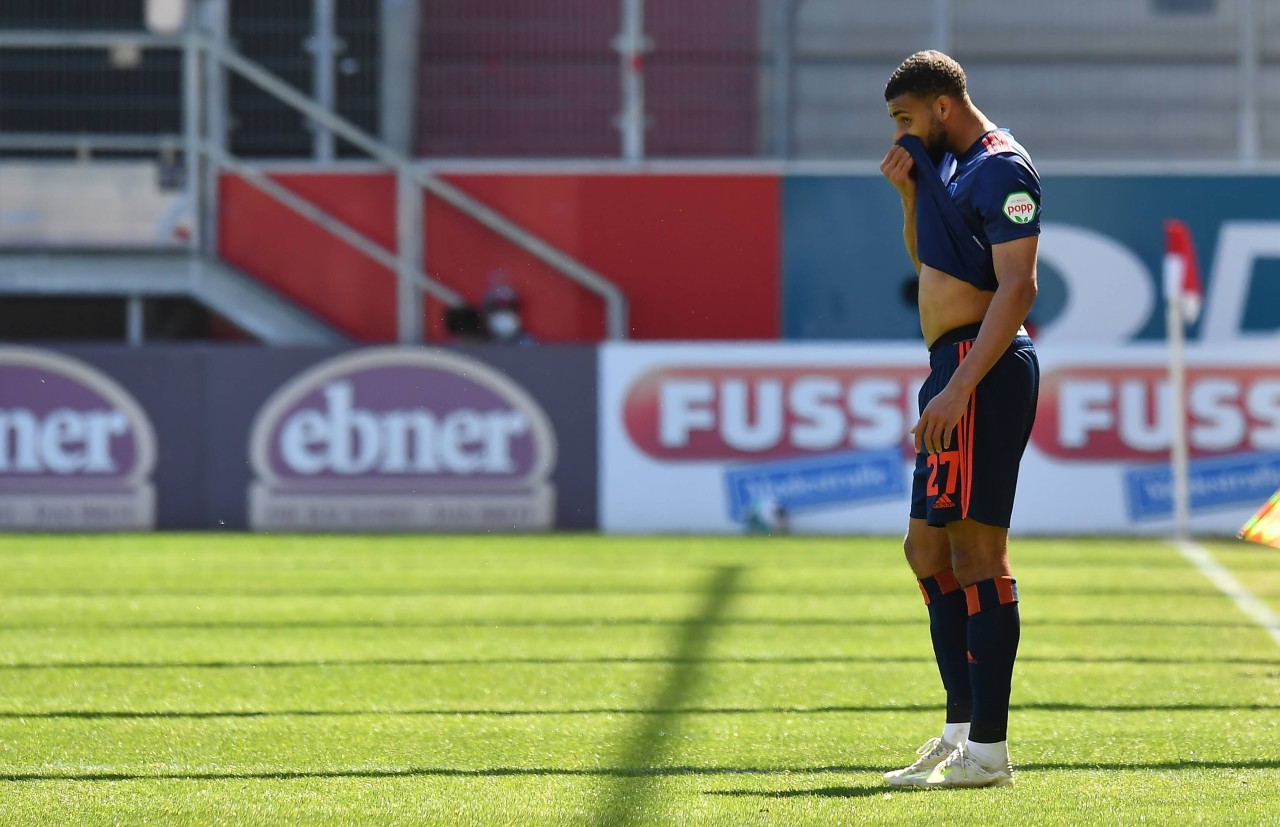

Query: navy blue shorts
[909,323,1039,528]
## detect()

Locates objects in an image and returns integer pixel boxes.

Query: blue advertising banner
[782,173,1280,344]
[723,448,905,522]
[1124,452,1280,521]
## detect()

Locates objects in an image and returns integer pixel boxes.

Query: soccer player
[877,50,1041,788]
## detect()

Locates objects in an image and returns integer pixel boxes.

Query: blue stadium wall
[781,173,1280,343]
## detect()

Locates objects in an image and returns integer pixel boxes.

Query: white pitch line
[1173,539,1280,650]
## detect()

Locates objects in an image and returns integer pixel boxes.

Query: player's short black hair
[884,50,967,102]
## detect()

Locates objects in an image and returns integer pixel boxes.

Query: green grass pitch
[0,533,1278,826]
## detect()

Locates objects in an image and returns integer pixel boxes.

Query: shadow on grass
[6,758,1280,785]
[705,785,903,800]
[0,583,1230,599]
[597,565,742,827]
[0,616,1261,631]
[2,653,1273,671]
[5,701,1279,721]
[0,765,875,784]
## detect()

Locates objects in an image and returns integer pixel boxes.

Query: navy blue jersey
[905,129,1041,292]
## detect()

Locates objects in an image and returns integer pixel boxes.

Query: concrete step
[0,251,347,345]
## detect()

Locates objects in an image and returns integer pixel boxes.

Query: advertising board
[245,349,562,531]
[600,342,1280,536]
[0,348,158,529]
[214,346,599,532]
[0,345,598,531]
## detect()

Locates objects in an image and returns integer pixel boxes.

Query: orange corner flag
[1239,488,1280,549]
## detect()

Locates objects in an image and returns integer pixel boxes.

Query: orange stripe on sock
[964,584,980,616]
[995,575,1017,605]
[934,569,961,595]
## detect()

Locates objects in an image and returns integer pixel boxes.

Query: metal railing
[198,31,630,340]
[0,133,182,155]
[0,12,630,343]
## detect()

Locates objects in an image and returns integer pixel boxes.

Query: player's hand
[880,145,917,199]
[911,384,969,455]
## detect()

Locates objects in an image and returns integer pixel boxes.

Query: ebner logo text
[0,408,129,473]
[278,381,529,475]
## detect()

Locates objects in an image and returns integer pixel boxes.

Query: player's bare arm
[911,235,1038,455]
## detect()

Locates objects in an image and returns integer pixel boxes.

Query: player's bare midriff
[917,263,993,347]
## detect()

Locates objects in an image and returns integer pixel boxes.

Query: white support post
[395,171,425,343]
[127,296,146,346]
[182,17,202,253]
[772,0,800,159]
[614,0,649,162]
[201,0,228,256]
[1238,0,1261,164]
[380,0,419,153]
[1164,253,1191,541]
[932,0,952,53]
[310,0,337,161]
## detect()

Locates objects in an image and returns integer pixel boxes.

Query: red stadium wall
[219,172,399,342]
[218,171,780,343]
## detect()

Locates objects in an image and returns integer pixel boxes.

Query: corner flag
[1239,489,1280,549]
[1163,219,1203,324]
[1163,218,1203,541]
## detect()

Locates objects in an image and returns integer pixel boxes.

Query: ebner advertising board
[0,345,598,532]
[0,348,157,530]
[247,349,560,531]
[221,346,599,532]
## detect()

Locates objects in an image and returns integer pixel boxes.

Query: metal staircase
[0,6,628,345]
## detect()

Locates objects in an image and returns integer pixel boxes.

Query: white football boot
[883,737,957,787]
[923,742,1015,788]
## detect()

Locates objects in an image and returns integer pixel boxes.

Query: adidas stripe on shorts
[910,322,1040,529]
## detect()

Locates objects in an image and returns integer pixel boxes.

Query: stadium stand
[773,0,1280,160]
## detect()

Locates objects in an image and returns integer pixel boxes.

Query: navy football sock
[918,570,972,725]
[964,576,1021,744]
